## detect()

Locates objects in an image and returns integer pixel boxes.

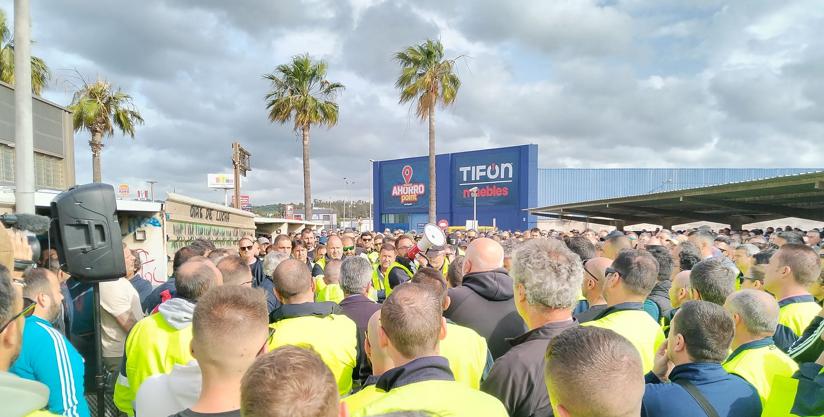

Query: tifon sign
[454,150,520,207]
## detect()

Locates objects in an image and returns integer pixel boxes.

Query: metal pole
[92,283,105,417]
[13,0,34,214]
[342,178,346,228]
[147,180,157,202]
[473,195,477,229]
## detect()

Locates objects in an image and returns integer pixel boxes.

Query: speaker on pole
[50,183,126,283]
[50,183,125,417]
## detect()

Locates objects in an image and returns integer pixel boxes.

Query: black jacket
[481,319,579,417]
[646,280,672,321]
[444,268,528,359]
[388,256,415,288]
[339,294,382,386]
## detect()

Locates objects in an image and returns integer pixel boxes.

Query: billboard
[207,174,237,189]
[453,149,520,207]
[231,195,252,212]
[381,158,429,210]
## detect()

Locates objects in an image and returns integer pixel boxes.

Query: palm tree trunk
[428,100,436,224]
[90,132,104,183]
[302,125,313,222]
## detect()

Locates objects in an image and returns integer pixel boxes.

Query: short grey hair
[726,290,779,335]
[736,244,759,257]
[511,238,583,309]
[263,251,291,277]
[340,257,373,294]
[501,239,523,259]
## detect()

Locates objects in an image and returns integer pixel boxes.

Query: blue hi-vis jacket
[350,356,508,417]
[764,362,824,416]
[10,315,90,417]
[641,363,762,417]
[775,295,821,352]
[723,337,799,406]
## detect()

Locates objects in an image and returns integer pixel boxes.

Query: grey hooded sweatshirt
[0,370,50,417]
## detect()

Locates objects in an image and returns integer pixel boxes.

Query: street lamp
[342,177,347,228]
[369,159,375,230]
[147,180,158,202]
[469,187,479,230]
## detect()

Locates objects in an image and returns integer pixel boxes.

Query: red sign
[231,195,252,211]
[437,219,449,230]
[391,165,425,205]
[285,204,294,219]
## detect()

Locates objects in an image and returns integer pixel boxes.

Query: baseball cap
[600,230,625,241]
[258,237,270,244]
[425,245,446,257]
[318,236,328,244]
[458,240,468,247]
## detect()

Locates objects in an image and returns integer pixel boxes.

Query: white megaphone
[407,223,447,260]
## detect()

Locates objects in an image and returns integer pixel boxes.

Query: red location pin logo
[402,165,413,184]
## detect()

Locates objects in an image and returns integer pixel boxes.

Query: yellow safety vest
[317,283,345,304]
[779,297,820,337]
[440,322,488,389]
[351,379,508,417]
[343,384,385,415]
[581,307,664,373]
[383,262,412,297]
[763,365,824,416]
[114,312,194,414]
[269,314,358,395]
[723,338,798,406]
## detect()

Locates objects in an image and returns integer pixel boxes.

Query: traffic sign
[437,219,449,230]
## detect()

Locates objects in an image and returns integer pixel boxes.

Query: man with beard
[11,268,89,416]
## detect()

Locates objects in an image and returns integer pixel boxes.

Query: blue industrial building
[373,146,819,232]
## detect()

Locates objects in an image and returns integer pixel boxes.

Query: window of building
[0,144,13,182]
[34,152,63,189]
[381,213,409,224]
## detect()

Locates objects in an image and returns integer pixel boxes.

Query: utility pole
[147,181,158,202]
[13,0,34,214]
[342,178,347,228]
[232,142,251,210]
[369,159,374,225]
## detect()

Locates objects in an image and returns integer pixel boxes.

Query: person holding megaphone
[381,225,447,299]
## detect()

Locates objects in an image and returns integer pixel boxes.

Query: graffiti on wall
[121,215,162,237]
[169,222,252,250]
[134,248,164,284]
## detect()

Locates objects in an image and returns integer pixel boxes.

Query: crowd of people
[3,223,824,416]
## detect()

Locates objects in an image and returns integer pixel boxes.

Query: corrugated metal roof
[537,168,822,207]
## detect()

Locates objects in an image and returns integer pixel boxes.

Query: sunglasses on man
[239,245,254,251]
[582,259,599,281]
[604,267,624,279]
[0,297,37,334]
[343,246,355,252]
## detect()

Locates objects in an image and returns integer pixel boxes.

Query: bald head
[366,310,393,375]
[272,259,313,303]
[725,289,780,337]
[176,259,223,301]
[326,236,343,260]
[584,258,611,281]
[324,259,342,285]
[463,238,504,274]
[670,270,692,309]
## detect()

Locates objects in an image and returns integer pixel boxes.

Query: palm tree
[394,39,461,223]
[68,77,144,183]
[264,53,344,222]
[0,8,51,95]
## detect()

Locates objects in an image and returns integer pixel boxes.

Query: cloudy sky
[4,0,823,205]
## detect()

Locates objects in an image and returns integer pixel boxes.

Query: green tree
[264,53,345,222]
[0,8,51,95]
[394,39,461,223]
[68,77,144,183]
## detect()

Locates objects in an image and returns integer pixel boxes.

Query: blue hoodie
[10,315,90,417]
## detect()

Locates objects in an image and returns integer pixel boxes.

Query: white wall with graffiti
[119,210,168,285]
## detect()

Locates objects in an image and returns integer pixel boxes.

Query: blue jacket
[10,315,90,417]
[642,362,761,417]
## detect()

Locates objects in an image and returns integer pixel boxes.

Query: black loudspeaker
[50,183,126,283]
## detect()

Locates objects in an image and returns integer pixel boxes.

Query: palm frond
[393,39,462,122]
